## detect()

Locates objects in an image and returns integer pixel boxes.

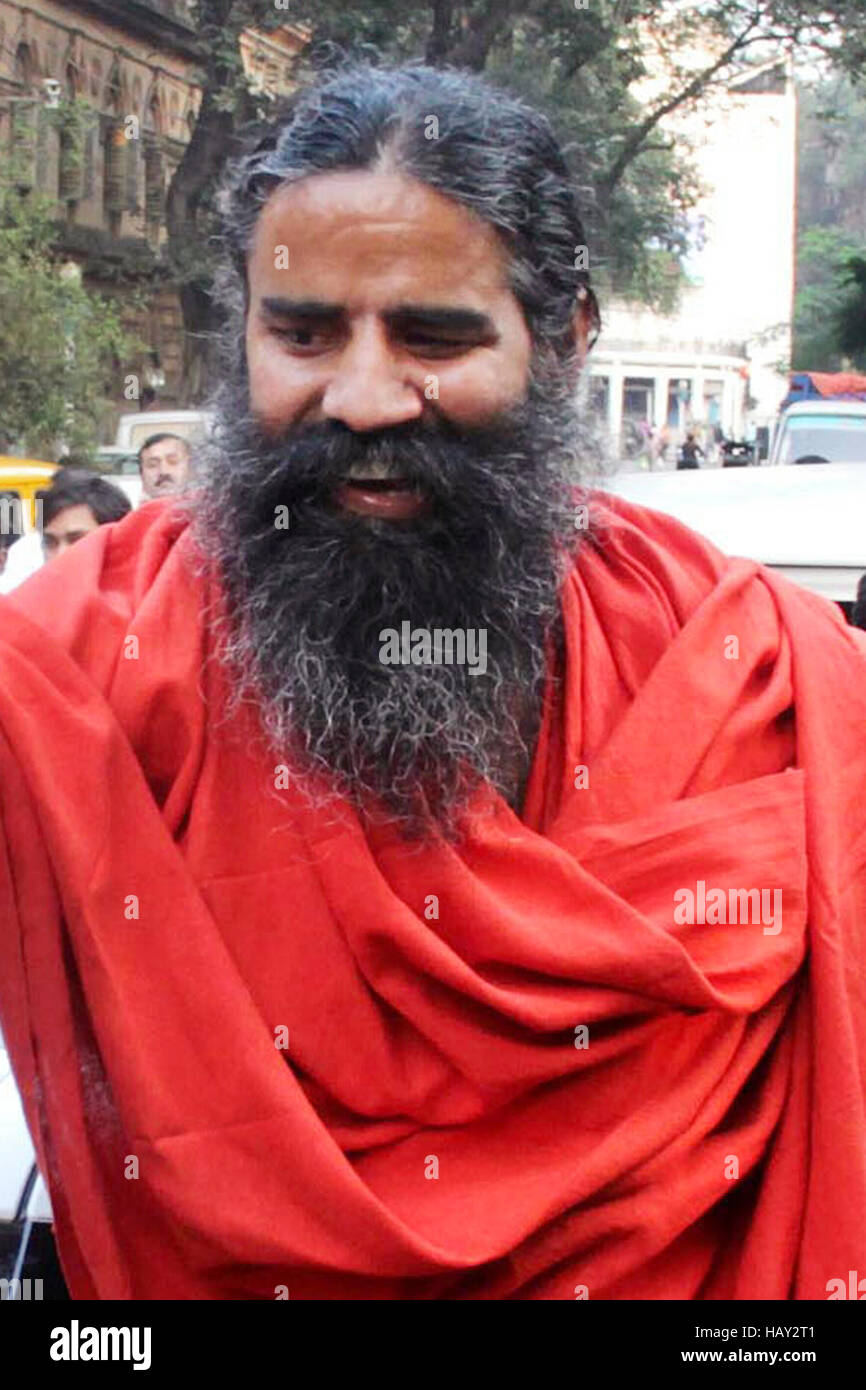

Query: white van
[114,409,213,455]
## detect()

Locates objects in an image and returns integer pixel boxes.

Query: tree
[792,76,866,368]
[165,1,292,401]
[167,1,866,397]
[836,256,866,364]
[791,227,863,369]
[0,175,138,458]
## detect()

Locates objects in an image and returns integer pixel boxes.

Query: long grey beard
[189,368,592,841]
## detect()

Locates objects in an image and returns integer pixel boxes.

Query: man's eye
[403,333,473,357]
[272,325,330,350]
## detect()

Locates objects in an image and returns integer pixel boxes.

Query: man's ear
[571,290,598,376]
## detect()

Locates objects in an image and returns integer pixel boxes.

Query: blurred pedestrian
[648,427,663,470]
[677,431,704,469]
[657,423,671,466]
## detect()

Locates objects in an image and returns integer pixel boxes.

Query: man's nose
[321,321,423,432]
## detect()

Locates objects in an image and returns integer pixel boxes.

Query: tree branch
[601,14,766,193]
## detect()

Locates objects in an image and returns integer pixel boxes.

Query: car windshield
[779,415,866,464]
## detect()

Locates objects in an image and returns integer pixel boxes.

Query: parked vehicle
[603,461,866,607]
[721,440,756,467]
[779,370,866,414]
[767,398,866,467]
[92,445,140,476]
[0,459,57,532]
[114,409,212,455]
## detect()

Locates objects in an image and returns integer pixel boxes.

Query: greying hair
[216,61,599,370]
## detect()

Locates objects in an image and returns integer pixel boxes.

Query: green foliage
[793,77,866,369]
[167,0,866,381]
[282,0,700,308]
[46,97,90,171]
[837,256,866,361]
[0,181,140,457]
[282,0,866,310]
[792,227,866,370]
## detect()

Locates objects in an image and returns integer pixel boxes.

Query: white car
[601,461,866,605]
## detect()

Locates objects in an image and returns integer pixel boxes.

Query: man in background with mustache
[0,62,865,1302]
[138,433,193,501]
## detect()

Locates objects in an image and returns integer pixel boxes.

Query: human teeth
[345,461,396,481]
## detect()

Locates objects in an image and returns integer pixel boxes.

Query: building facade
[0,0,306,429]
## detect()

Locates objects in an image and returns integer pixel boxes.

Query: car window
[779,415,866,464]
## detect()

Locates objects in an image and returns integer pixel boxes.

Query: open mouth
[334,476,429,520]
[340,476,410,491]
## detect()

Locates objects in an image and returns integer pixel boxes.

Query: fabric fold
[0,493,864,1299]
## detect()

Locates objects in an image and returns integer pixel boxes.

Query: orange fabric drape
[0,495,864,1300]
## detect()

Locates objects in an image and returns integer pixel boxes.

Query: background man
[38,468,131,561]
[138,433,192,500]
[0,62,864,1304]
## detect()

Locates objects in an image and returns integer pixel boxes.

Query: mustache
[210,405,567,524]
[187,370,588,838]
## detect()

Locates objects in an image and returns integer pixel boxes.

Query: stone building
[0,0,306,429]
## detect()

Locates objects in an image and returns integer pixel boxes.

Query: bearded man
[1,63,865,1302]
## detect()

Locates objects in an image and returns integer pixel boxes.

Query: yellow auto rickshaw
[0,458,58,535]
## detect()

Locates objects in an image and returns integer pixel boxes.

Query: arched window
[106,77,123,117]
[15,43,33,90]
[104,64,129,225]
[147,93,163,135]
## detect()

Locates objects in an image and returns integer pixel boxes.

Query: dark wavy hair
[216,61,600,373]
[38,468,131,528]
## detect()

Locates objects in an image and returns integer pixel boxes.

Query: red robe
[0,495,865,1300]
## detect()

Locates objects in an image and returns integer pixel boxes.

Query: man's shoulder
[579,488,731,623]
[0,500,196,688]
[579,487,860,658]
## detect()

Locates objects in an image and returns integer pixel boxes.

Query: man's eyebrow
[261,298,343,319]
[385,305,497,335]
[260,297,496,335]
